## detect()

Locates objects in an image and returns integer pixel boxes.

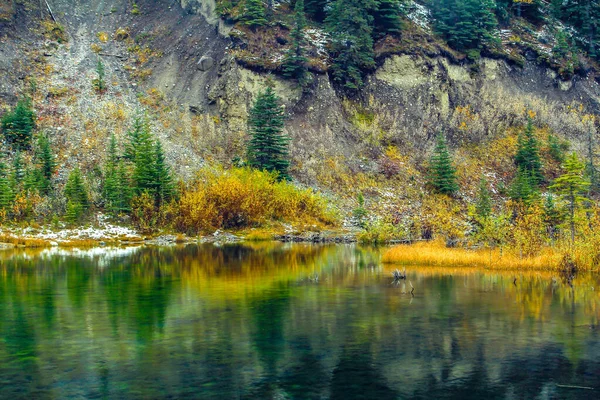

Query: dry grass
[58,239,103,248]
[382,240,564,271]
[0,235,51,248]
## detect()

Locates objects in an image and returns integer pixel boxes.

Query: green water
[0,243,599,399]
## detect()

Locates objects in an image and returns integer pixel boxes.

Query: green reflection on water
[0,243,599,399]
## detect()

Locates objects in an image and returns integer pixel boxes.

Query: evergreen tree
[247,86,290,180]
[282,0,310,87]
[550,152,590,245]
[0,161,12,211]
[560,0,599,59]
[153,140,175,206]
[430,0,498,51]
[585,122,599,194]
[543,193,563,241]
[243,0,268,28]
[103,134,132,215]
[124,114,148,162]
[515,117,543,186]
[548,133,568,163]
[131,124,156,195]
[305,0,328,22]
[509,167,538,204]
[428,133,459,195]
[475,176,492,219]
[326,0,376,89]
[1,97,35,150]
[92,58,107,93]
[35,133,56,194]
[372,0,403,37]
[64,167,90,223]
[11,150,25,191]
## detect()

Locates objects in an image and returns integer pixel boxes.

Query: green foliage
[242,0,268,28]
[550,152,590,244]
[11,151,25,192]
[475,176,492,219]
[548,133,569,163]
[543,193,564,240]
[0,161,13,211]
[352,193,368,227]
[64,168,90,223]
[515,117,543,186]
[556,0,599,58]
[325,0,376,90]
[153,140,175,206]
[92,58,107,93]
[585,124,599,194]
[35,133,56,194]
[509,167,538,204]
[430,0,498,51]
[247,86,290,180]
[372,0,403,36]
[103,134,132,215]
[282,0,310,87]
[305,0,328,22]
[428,133,459,195]
[1,97,36,150]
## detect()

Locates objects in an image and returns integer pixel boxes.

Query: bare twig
[44,0,56,22]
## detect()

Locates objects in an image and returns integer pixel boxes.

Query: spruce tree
[35,133,56,194]
[243,0,268,28]
[430,0,498,51]
[247,86,290,180]
[428,133,459,195]
[282,0,309,87]
[131,124,156,195]
[372,0,403,37]
[548,133,568,163]
[515,117,543,186]
[585,122,599,194]
[1,97,35,150]
[153,140,175,206]
[509,167,538,204]
[475,176,492,219]
[550,152,590,245]
[305,0,328,22]
[64,167,90,223]
[0,161,12,211]
[92,58,107,93]
[11,150,25,192]
[103,134,132,215]
[325,0,376,89]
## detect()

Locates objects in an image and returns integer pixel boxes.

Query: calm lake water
[0,243,599,399]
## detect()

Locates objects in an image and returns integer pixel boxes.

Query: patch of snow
[406,2,431,32]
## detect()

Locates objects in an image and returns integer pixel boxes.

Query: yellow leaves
[96,32,109,43]
[174,167,337,235]
[527,109,537,119]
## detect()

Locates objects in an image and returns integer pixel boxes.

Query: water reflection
[0,243,599,399]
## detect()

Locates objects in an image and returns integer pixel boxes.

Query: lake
[0,243,599,399]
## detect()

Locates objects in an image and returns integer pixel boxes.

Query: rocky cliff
[0,0,599,200]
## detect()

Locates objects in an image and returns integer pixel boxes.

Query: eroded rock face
[180,0,218,24]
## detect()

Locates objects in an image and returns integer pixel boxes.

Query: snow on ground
[406,2,432,32]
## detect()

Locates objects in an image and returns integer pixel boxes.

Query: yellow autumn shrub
[174,167,337,234]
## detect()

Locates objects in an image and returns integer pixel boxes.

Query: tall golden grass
[382,240,565,271]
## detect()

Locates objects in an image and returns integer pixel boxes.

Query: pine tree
[131,125,156,195]
[124,114,148,162]
[153,140,175,206]
[35,133,56,194]
[428,132,459,195]
[543,193,563,241]
[1,97,35,150]
[247,86,290,180]
[585,122,599,194]
[103,134,132,215]
[515,117,543,186]
[64,168,90,223]
[550,152,590,245]
[430,0,498,51]
[282,0,310,87]
[509,167,538,204]
[11,150,25,192]
[243,0,268,28]
[305,0,328,22]
[548,133,568,163]
[326,0,376,89]
[92,58,107,93]
[0,161,12,211]
[475,176,492,219]
[372,0,403,37]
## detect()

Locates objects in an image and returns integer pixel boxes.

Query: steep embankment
[0,0,599,213]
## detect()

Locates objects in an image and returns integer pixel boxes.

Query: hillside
[1,0,600,259]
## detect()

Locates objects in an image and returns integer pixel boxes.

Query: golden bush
[174,167,337,235]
